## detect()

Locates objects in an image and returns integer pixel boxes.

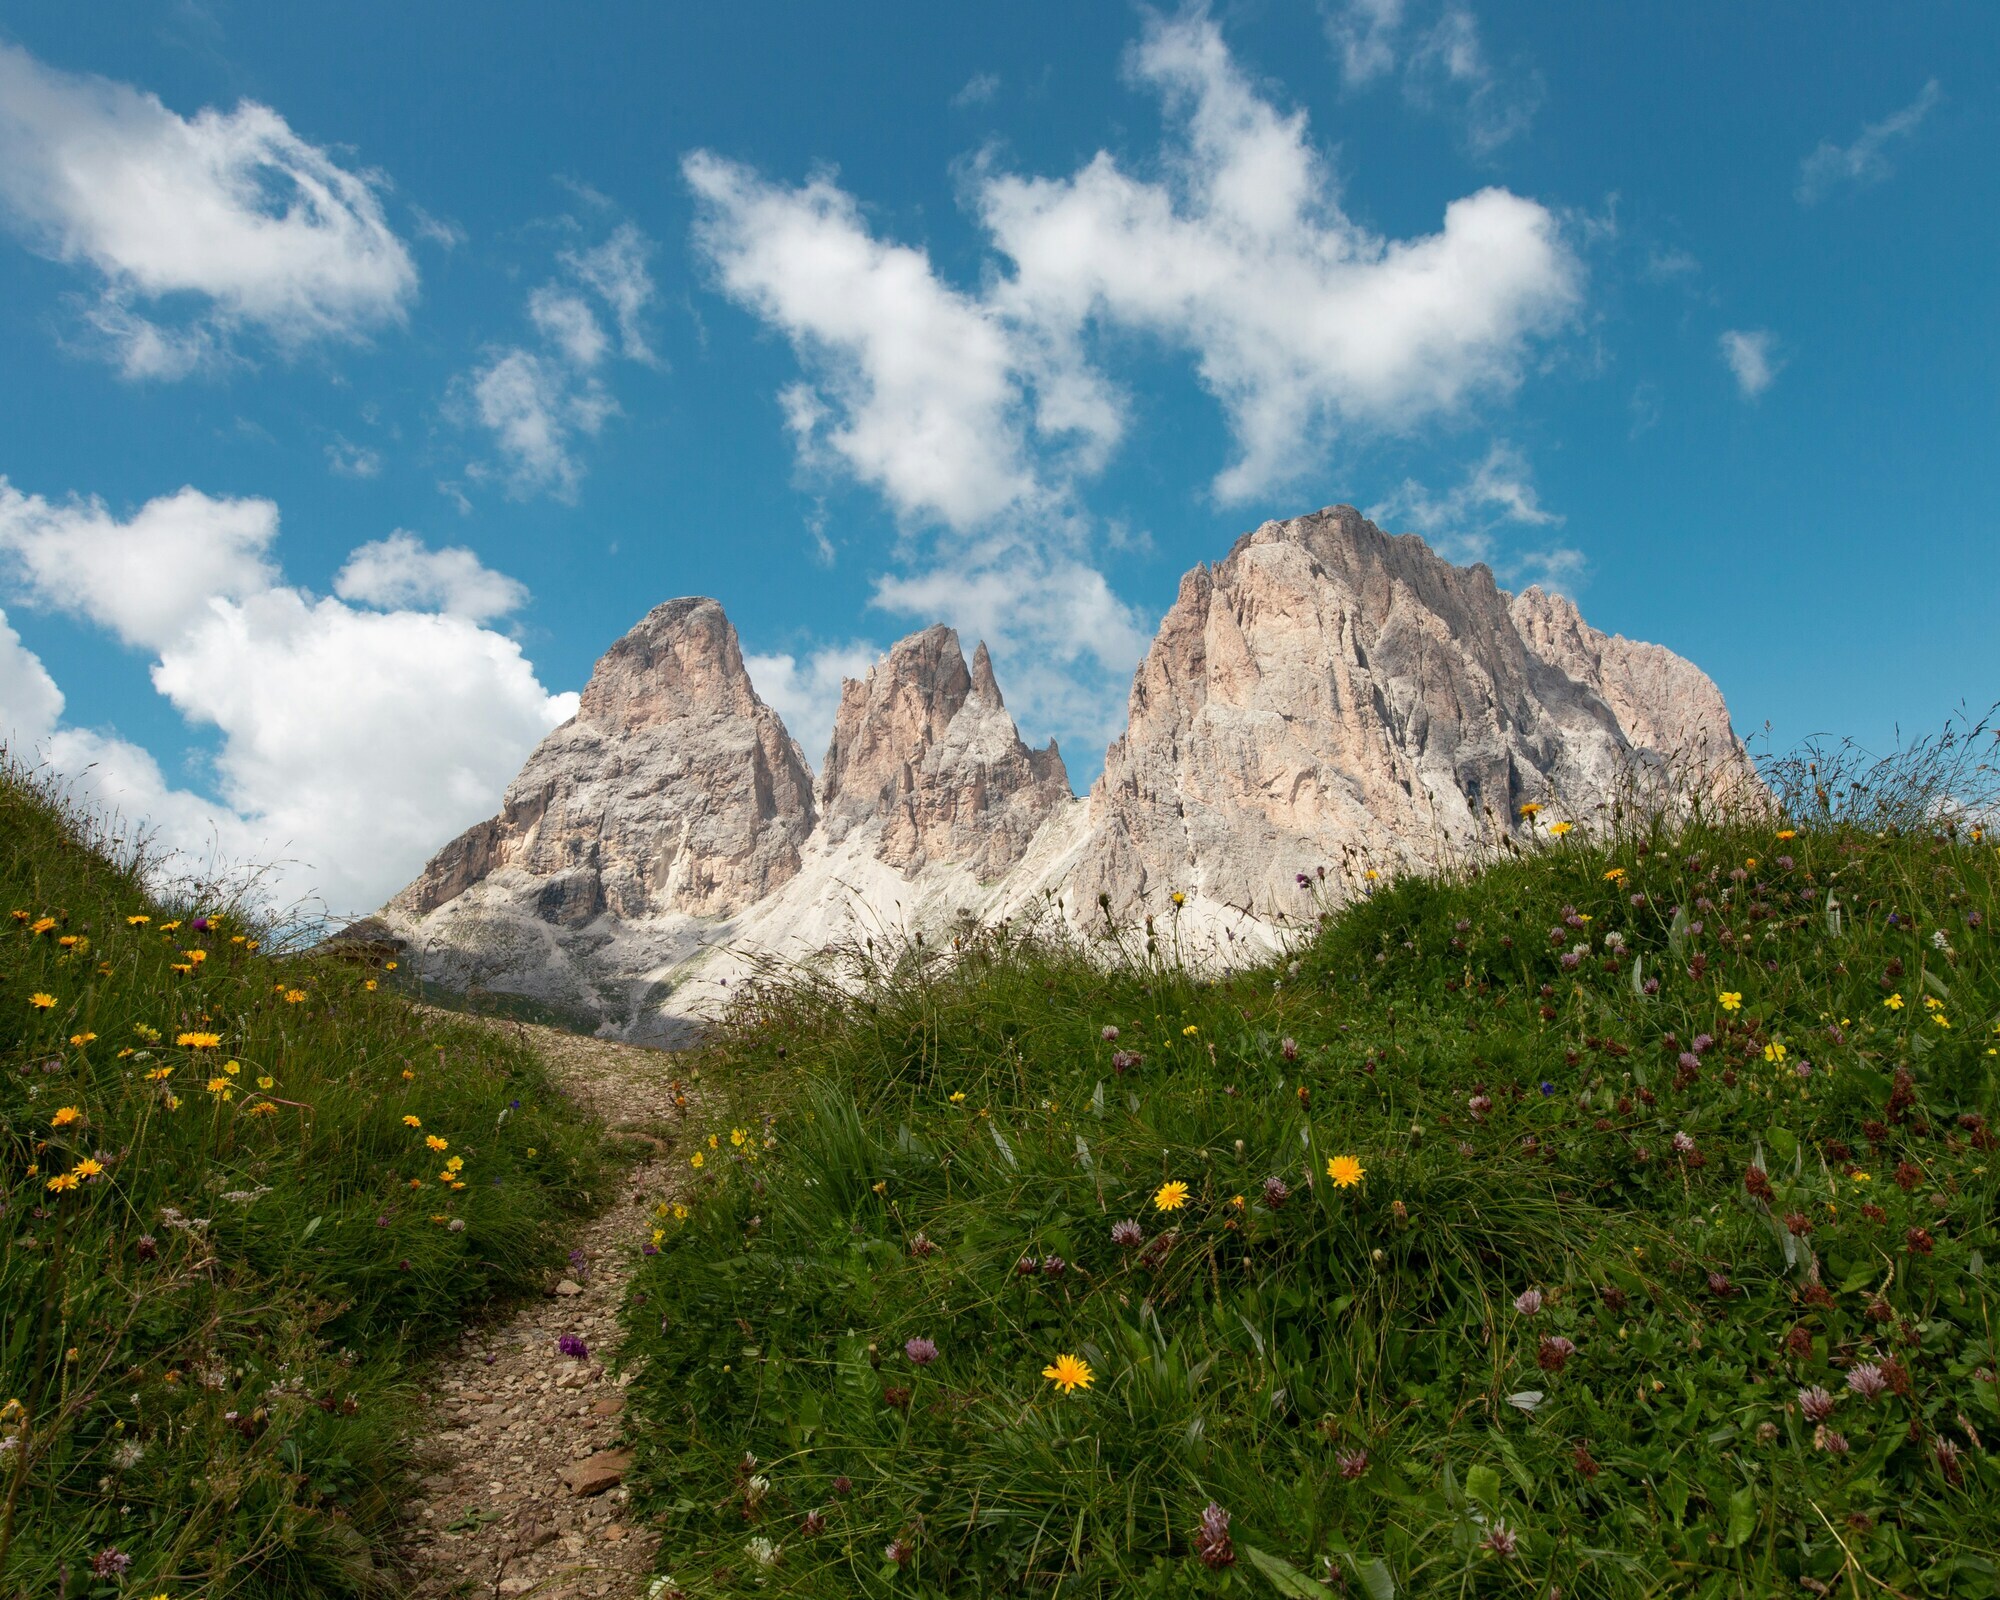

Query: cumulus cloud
[0,482,574,915]
[0,479,280,651]
[1797,81,1942,205]
[333,532,530,622]
[981,11,1578,501]
[0,41,416,377]
[1719,328,1780,398]
[459,218,658,500]
[742,641,880,767]
[1322,1,1541,154]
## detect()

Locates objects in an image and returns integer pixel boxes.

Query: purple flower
[1513,1288,1544,1316]
[1672,1131,1696,1155]
[1678,1052,1701,1075]
[1539,1081,1555,1096]
[1336,1448,1368,1480]
[800,1510,826,1537]
[1280,1036,1299,1061]
[568,1247,589,1280]
[1041,1254,1066,1279]
[92,1549,133,1579]
[884,1538,913,1567]
[1194,1502,1235,1569]
[191,917,211,933]
[1469,1094,1493,1121]
[1798,1385,1836,1422]
[1813,1425,1850,1455]
[1262,1175,1290,1209]
[1297,873,1312,889]
[1642,977,1660,995]
[1691,1033,1714,1054]
[1537,1335,1577,1372]
[1559,951,1582,970]
[1480,1523,1520,1559]
[1845,1363,1887,1400]
[558,1333,589,1361]
[904,1337,938,1366]
[1015,1255,1038,1277]
[1776,855,1795,872]
[1111,1219,1144,1249]
[1101,1025,1120,1042]
[1111,1051,1140,1075]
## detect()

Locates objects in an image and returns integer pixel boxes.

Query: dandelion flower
[1042,1353,1093,1394]
[206,1077,234,1101]
[46,1172,79,1192]
[1518,802,1542,819]
[283,989,306,1004]
[1548,821,1574,838]
[51,1105,82,1127]
[425,1135,448,1151]
[30,917,56,935]
[28,993,56,1011]
[69,1032,97,1047]
[403,1115,422,1127]
[71,1158,104,1180]
[1152,1180,1189,1212]
[1325,1155,1365,1188]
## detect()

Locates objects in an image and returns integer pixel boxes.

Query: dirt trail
[403,1019,690,1600]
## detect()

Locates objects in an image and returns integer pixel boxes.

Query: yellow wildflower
[730,1128,747,1147]
[691,1151,705,1169]
[1883,993,1904,1012]
[283,989,306,1004]
[425,1134,448,1152]
[1776,829,1796,841]
[1604,868,1626,884]
[1153,1180,1189,1212]
[46,1171,79,1192]
[51,1105,82,1127]
[1548,821,1574,838]
[30,917,55,935]
[949,1091,967,1103]
[1182,1025,1199,1038]
[1042,1353,1094,1394]
[1326,1155,1366,1188]
[403,1114,422,1127]
[246,1102,278,1118]
[206,1077,234,1101]
[28,993,56,1010]
[127,914,150,925]
[1719,992,1742,1013]
[1518,802,1542,818]
[71,1158,103,1179]
[256,1075,274,1089]
[177,1032,221,1050]
[69,1032,97,1047]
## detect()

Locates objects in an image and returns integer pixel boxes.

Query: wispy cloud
[1322,0,1542,155]
[1797,80,1943,205]
[1718,328,1780,398]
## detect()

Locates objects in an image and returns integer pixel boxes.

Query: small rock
[604,1523,627,1542]
[554,1279,583,1296]
[589,1397,624,1418]
[499,1578,536,1596]
[560,1449,631,1497]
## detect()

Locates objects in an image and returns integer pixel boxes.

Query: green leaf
[1766,1125,1798,1166]
[1466,1463,1501,1510]
[1349,1556,1399,1600]
[301,1215,322,1241]
[1724,1486,1756,1548]
[1243,1545,1327,1599]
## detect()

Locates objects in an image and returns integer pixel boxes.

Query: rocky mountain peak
[820,625,1071,879]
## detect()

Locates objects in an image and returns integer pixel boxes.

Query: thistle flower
[1513,1288,1544,1317]
[1110,1219,1144,1249]
[1193,1502,1235,1569]
[904,1337,938,1366]
[1845,1363,1887,1400]
[1798,1385,1836,1423]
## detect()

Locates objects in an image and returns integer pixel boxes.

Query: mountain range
[371,505,1757,1041]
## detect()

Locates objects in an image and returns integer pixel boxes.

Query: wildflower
[1604,868,1626,884]
[1537,1335,1577,1373]
[365,979,379,991]
[283,989,307,1004]
[690,1151,705,1169]
[1514,1288,1544,1316]
[1935,1437,1964,1486]
[1718,992,1742,1013]
[1672,1131,1696,1155]
[223,1059,240,1075]
[1325,1154,1365,1188]
[1468,1093,1493,1120]
[905,1337,939,1366]
[672,1203,688,1220]
[51,1105,82,1127]
[1571,1443,1600,1478]
[46,1171,79,1192]
[1041,1254,1066,1278]
[30,917,55,935]
[69,1032,96,1047]
[246,1102,278,1118]
[1101,1025,1119,1041]
[1883,993,1904,1011]
[1111,1219,1144,1249]
[403,1115,421,1127]
[28,993,56,1011]
[746,1535,781,1570]
[1042,1353,1094,1394]
[1763,1041,1787,1064]
[800,1510,826,1537]
[256,1075,273,1089]
[1193,1502,1235,1569]
[425,1135,448,1151]
[884,1538,914,1567]
[1181,1024,1199,1038]
[1846,1363,1887,1400]
[206,1077,233,1101]
[1170,891,1186,908]
[1262,1175,1291,1208]
[1776,829,1796,840]
[1479,1523,1519,1559]
[730,1127,747,1147]
[92,1549,133,1580]
[1153,1180,1189,1212]
[1548,821,1574,838]
[558,1334,589,1360]
[71,1158,104,1180]
[1336,1447,1368,1479]
[948,1090,966,1103]
[1518,802,1541,818]
[1798,1386,1836,1423]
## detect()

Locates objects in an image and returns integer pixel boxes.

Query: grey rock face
[820,626,1071,880]
[394,597,815,924]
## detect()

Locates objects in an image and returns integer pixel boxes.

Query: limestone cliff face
[819,626,1071,880]
[1067,506,1741,924]
[379,506,1754,1041]
[393,597,815,925]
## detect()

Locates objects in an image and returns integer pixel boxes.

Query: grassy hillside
[0,767,606,1598]
[622,809,1998,1597]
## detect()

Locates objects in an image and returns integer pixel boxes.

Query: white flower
[746,1535,782,1569]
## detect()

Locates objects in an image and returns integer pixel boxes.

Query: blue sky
[0,1,1993,914]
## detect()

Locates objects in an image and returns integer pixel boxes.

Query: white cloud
[0,481,574,915]
[0,41,416,377]
[458,219,657,500]
[0,604,64,748]
[687,151,1047,530]
[1323,1,1540,154]
[0,478,280,651]
[743,641,880,767]
[1797,81,1942,205]
[325,435,383,479]
[952,72,1001,108]
[982,11,1578,500]
[563,223,658,364]
[333,531,529,622]
[462,348,615,500]
[1719,328,1780,398]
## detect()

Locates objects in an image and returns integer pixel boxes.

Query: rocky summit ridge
[375,506,1758,1041]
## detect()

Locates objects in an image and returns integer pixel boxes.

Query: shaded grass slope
[623,814,1999,1597]
[0,767,605,1598]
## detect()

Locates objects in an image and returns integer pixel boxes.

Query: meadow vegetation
[623,743,2000,1597]
[0,764,605,1599]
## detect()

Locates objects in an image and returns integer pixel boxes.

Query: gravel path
[402,1019,693,1600]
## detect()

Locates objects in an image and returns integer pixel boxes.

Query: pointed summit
[969,640,1002,707]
